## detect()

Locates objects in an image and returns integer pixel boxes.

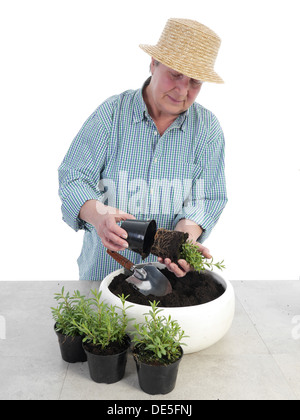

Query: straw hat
[139,18,224,84]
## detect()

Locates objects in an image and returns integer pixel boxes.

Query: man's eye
[191,79,202,86]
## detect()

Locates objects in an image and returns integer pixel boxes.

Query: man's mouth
[167,95,184,104]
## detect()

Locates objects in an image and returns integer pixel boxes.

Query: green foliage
[132,301,187,365]
[180,240,225,273]
[51,287,91,337]
[72,289,133,351]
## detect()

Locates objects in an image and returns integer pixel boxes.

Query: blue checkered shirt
[58,79,227,280]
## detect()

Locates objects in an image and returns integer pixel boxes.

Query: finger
[106,218,129,240]
[202,248,212,259]
[108,215,137,239]
[163,259,187,278]
[156,257,188,277]
[101,224,129,248]
[115,212,136,223]
[177,259,192,272]
[107,231,129,248]
[101,238,128,252]
[168,262,187,278]
[196,243,212,259]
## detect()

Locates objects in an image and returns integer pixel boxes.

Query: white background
[1,0,299,281]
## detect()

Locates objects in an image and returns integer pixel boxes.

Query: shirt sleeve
[173,114,228,242]
[58,110,110,232]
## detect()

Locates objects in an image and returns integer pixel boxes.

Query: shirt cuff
[61,188,100,232]
[173,208,215,243]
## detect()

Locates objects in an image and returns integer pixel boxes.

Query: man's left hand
[157,242,212,278]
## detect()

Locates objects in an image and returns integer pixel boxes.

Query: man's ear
[150,57,155,75]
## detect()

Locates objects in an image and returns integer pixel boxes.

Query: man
[58,18,228,280]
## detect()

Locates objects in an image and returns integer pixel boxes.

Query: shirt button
[154,131,158,136]
[154,158,158,164]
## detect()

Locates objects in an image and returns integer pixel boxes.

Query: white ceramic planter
[99,263,235,354]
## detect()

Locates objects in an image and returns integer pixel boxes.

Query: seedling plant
[51,287,91,337]
[72,289,133,351]
[180,240,225,273]
[132,301,187,365]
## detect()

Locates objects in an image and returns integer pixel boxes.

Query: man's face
[148,59,203,117]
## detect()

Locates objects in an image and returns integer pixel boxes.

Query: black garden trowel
[106,250,172,297]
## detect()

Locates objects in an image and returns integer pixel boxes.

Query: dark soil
[150,228,188,264]
[83,335,130,356]
[108,267,225,307]
[133,343,183,366]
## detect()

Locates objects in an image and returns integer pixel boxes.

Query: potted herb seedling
[132,300,187,395]
[51,287,90,363]
[151,228,225,272]
[73,289,132,384]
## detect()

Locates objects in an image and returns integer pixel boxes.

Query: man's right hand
[79,200,136,251]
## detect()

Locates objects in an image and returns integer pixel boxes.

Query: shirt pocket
[151,160,196,214]
[165,159,195,182]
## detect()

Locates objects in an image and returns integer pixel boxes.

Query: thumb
[115,212,136,222]
[202,247,212,259]
[196,243,212,259]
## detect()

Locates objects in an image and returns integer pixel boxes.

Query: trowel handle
[106,250,134,271]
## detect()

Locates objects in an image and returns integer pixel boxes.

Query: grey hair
[149,59,160,72]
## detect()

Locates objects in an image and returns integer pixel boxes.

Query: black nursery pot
[83,337,131,384]
[133,348,183,395]
[121,219,157,258]
[54,324,87,363]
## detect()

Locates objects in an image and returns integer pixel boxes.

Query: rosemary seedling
[132,301,187,365]
[180,240,225,273]
[51,287,91,337]
[72,290,133,351]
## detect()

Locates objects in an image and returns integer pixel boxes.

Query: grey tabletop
[0,280,299,400]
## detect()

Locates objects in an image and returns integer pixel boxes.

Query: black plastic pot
[83,337,130,384]
[133,348,183,395]
[54,324,87,363]
[121,219,157,258]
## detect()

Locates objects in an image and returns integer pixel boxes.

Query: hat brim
[139,44,224,84]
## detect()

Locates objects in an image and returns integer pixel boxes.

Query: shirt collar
[133,78,150,124]
[133,77,188,132]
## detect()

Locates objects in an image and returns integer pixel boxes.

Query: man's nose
[176,76,190,95]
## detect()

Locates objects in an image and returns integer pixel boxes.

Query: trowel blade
[125,264,172,297]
